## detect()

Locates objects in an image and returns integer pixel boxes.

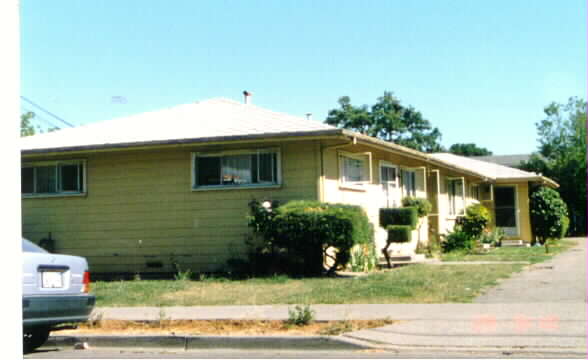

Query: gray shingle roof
[430,153,557,187]
[471,154,533,168]
[20,98,339,153]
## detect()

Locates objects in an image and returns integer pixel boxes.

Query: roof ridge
[198,97,335,127]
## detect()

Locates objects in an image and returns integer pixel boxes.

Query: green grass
[93,264,523,307]
[441,238,578,264]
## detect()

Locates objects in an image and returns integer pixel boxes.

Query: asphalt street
[24,347,587,359]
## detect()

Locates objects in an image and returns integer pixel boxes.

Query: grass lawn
[440,238,578,263]
[93,263,523,307]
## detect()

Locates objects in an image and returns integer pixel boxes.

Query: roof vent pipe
[243,91,252,104]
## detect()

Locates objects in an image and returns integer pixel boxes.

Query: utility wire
[21,105,62,130]
[20,96,75,128]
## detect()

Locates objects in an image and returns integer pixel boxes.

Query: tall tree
[449,143,493,156]
[21,111,36,137]
[521,97,586,235]
[325,92,444,153]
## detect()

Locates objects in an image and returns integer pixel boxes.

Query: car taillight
[82,271,91,293]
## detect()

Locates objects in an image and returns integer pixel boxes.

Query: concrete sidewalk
[87,302,586,352]
[94,303,585,322]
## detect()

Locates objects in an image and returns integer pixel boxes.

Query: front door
[380,162,399,208]
[494,186,518,237]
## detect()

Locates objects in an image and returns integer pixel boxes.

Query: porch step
[501,239,525,247]
[379,254,427,265]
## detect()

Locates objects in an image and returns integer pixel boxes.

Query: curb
[46,334,375,351]
[341,334,588,356]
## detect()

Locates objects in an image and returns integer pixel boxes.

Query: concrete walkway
[475,237,587,303]
[347,237,587,352]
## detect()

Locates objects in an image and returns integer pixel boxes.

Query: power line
[20,96,75,128]
[21,105,62,130]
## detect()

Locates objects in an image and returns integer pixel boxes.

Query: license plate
[42,271,63,288]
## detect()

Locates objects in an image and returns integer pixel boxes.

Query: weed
[286,304,315,326]
[174,269,193,281]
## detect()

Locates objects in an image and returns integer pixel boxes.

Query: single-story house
[20,96,557,276]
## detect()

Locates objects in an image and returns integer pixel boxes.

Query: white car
[22,238,95,353]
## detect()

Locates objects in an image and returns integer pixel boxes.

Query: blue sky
[20,1,586,154]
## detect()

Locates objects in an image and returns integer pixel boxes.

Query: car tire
[23,326,50,353]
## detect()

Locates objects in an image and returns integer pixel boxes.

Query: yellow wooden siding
[321,143,432,256]
[22,141,319,274]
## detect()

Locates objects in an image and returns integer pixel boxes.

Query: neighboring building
[20,97,558,276]
[472,154,533,169]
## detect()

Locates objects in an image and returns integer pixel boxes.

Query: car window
[22,238,48,253]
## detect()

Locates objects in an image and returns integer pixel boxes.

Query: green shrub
[441,227,475,253]
[460,204,491,239]
[287,304,315,326]
[530,187,569,244]
[401,197,432,218]
[387,225,413,243]
[241,200,374,276]
[379,207,418,229]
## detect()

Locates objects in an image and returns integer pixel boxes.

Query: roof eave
[495,176,559,188]
[21,129,346,156]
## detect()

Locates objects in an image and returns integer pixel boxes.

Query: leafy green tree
[21,111,36,137]
[529,187,569,250]
[325,92,444,153]
[20,111,59,136]
[521,97,586,235]
[449,143,493,156]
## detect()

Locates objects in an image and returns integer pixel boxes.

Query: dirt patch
[54,319,395,336]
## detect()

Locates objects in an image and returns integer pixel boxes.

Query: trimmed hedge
[387,225,412,243]
[242,200,373,276]
[379,207,418,229]
[401,197,432,218]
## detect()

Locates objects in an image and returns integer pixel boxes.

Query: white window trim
[400,166,427,198]
[470,184,481,203]
[338,151,372,191]
[379,161,399,186]
[191,148,282,191]
[479,183,494,202]
[22,159,87,198]
[379,161,400,208]
[447,176,466,218]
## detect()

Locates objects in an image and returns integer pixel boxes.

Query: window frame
[191,148,282,191]
[447,177,466,217]
[21,159,87,198]
[470,184,481,202]
[338,151,372,191]
[400,168,417,198]
[379,161,399,187]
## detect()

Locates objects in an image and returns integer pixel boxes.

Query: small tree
[379,207,418,268]
[530,187,569,252]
